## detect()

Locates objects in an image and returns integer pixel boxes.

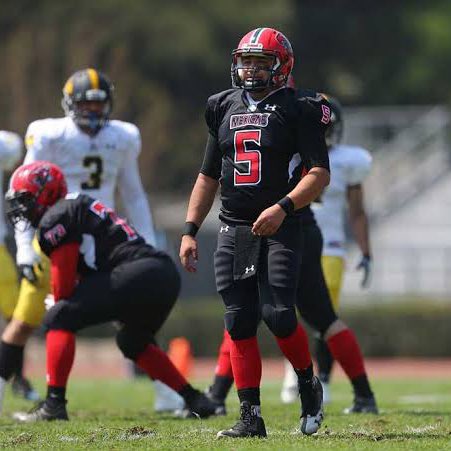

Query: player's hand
[18,264,42,284]
[16,244,42,285]
[179,235,198,273]
[252,204,287,236]
[356,254,372,288]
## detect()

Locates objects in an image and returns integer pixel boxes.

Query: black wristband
[182,221,199,237]
[277,196,295,215]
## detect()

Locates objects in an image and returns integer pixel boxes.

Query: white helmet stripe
[250,27,266,44]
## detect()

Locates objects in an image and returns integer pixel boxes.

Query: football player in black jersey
[205,157,378,418]
[5,161,217,422]
[180,27,331,438]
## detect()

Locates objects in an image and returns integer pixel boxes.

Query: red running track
[23,339,451,380]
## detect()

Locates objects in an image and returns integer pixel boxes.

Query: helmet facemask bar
[231,51,284,91]
[62,89,112,134]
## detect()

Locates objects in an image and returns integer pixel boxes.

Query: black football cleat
[205,386,227,416]
[12,399,68,422]
[299,376,324,435]
[11,376,41,402]
[344,395,379,414]
[217,401,267,438]
[181,389,219,419]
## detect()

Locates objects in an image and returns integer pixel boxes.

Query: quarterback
[0,68,159,412]
[180,28,330,438]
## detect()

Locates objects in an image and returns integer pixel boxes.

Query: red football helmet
[231,27,294,91]
[5,161,67,228]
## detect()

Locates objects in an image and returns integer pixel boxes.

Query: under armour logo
[248,104,257,112]
[245,265,255,274]
[220,225,229,233]
[264,104,277,112]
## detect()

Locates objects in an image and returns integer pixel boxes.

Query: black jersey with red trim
[37,193,158,274]
[200,87,330,224]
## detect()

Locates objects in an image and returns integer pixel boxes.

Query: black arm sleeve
[200,133,222,179]
[296,95,330,172]
[199,96,222,180]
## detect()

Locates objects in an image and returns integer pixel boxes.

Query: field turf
[0,377,450,449]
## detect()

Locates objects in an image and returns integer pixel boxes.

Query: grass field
[1,377,451,450]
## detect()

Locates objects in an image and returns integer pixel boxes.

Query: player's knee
[43,301,79,332]
[323,318,348,341]
[116,328,154,360]
[224,308,258,340]
[262,304,297,338]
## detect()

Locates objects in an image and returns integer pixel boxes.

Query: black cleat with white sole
[344,395,378,414]
[13,399,68,422]
[299,376,324,435]
[180,388,218,419]
[217,401,267,438]
[205,386,227,416]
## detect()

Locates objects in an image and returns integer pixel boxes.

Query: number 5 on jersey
[234,130,261,186]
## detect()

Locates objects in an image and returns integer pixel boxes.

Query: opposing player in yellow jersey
[0,69,174,412]
[281,95,373,405]
[0,131,29,396]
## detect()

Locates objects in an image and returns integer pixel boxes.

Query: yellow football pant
[0,245,19,320]
[321,255,345,311]
[11,237,50,327]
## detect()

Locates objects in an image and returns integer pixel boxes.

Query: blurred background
[1,1,450,359]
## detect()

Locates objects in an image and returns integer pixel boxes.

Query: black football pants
[44,254,181,359]
[214,218,302,340]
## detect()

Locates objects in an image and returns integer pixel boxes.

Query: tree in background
[0,1,449,194]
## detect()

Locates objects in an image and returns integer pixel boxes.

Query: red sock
[135,344,188,392]
[276,324,312,370]
[229,336,261,390]
[46,330,75,387]
[327,329,366,379]
[214,330,233,378]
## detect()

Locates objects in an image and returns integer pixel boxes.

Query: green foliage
[0,2,449,193]
[155,298,451,357]
[1,378,451,449]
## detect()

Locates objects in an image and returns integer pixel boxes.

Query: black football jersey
[200,87,330,224]
[38,193,155,273]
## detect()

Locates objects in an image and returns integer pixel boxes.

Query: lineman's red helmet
[5,161,67,228]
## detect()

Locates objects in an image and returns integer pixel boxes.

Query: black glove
[356,254,372,289]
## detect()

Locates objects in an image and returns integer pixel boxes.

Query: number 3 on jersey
[82,156,103,190]
[234,130,261,186]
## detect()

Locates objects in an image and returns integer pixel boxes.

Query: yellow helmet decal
[87,68,100,89]
[63,79,74,96]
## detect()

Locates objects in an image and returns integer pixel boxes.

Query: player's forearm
[350,212,371,257]
[124,195,157,246]
[186,173,219,227]
[287,167,330,210]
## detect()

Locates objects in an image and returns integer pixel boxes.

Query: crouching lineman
[5,161,217,421]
